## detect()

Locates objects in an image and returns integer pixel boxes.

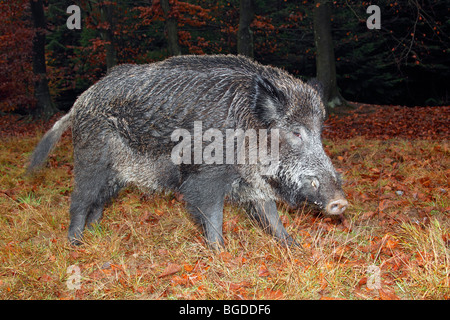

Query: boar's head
[252,74,348,215]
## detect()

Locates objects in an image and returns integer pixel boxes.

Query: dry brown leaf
[218,251,232,262]
[38,274,53,282]
[378,288,400,300]
[183,264,194,272]
[258,262,270,277]
[262,288,284,300]
[158,263,181,278]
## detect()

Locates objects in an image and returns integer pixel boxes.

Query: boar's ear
[252,75,286,125]
[307,78,327,119]
[307,78,324,100]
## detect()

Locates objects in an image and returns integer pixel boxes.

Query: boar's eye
[293,131,302,139]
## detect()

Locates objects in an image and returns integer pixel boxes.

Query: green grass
[0,133,448,299]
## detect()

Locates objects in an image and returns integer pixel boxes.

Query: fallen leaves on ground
[1,104,449,300]
[324,103,449,140]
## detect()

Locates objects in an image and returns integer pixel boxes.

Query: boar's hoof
[69,237,83,246]
[68,231,84,246]
[208,241,226,252]
[325,199,348,215]
[277,235,300,248]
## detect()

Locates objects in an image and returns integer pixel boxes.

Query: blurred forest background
[1,0,449,117]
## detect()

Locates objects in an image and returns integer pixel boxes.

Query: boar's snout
[325,198,348,215]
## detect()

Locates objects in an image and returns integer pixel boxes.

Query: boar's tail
[27,111,73,174]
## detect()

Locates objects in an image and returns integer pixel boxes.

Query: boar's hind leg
[68,163,122,246]
[246,200,297,247]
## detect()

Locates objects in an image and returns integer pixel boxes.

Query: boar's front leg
[181,169,234,251]
[246,200,297,247]
[185,199,225,251]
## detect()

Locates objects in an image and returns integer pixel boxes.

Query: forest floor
[0,103,449,300]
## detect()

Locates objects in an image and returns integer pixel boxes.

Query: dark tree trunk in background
[160,0,181,56]
[313,0,345,114]
[237,0,255,58]
[99,2,117,72]
[30,0,57,118]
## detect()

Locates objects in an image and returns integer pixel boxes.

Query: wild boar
[28,54,347,250]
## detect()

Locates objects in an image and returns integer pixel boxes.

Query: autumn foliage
[1,0,448,112]
[0,0,36,111]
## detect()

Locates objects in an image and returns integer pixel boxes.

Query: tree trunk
[160,0,181,56]
[99,2,117,72]
[313,0,345,114]
[237,0,255,58]
[30,0,56,118]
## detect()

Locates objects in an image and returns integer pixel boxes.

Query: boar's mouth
[267,176,348,216]
[266,176,319,210]
[295,198,348,216]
